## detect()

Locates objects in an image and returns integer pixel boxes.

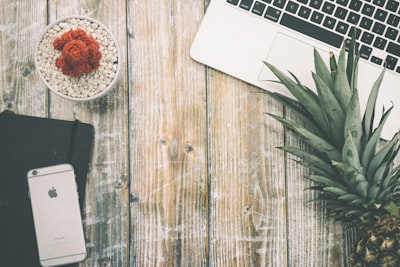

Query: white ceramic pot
[35,15,121,101]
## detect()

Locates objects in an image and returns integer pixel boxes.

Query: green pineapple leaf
[292,125,342,161]
[266,94,324,136]
[342,130,363,173]
[307,174,347,191]
[344,87,362,155]
[279,146,337,177]
[312,73,345,147]
[329,52,337,80]
[263,61,328,130]
[362,69,385,142]
[333,46,352,111]
[367,132,399,176]
[361,105,394,168]
[384,201,400,217]
[314,48,334,89]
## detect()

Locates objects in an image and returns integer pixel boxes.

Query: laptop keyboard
[226,0,400,73]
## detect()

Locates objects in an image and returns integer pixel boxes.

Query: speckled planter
[35,15,121,101]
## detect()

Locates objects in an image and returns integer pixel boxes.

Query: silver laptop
[190,0,400,140]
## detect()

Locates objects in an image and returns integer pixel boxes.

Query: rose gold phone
[27,163,86,267]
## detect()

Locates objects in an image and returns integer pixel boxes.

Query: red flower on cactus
[53,29,102,78]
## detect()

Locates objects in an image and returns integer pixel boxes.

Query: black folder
[0,111,94,267]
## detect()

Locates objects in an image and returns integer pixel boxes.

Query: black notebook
[0,111,94,267]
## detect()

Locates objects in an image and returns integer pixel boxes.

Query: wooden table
[0,0,355,266]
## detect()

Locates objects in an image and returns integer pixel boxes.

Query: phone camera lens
[32,170,38,175]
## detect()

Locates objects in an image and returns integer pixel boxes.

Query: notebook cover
[0,111,94,267]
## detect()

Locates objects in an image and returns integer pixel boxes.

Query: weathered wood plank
[0,1,47,115]
[128,0,208,266]
[207,72,288,266]
[44,2,130,267]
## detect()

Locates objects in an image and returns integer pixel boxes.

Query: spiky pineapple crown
[266,39,400,226]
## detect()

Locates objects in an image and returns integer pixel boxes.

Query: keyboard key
[385,55,398,70]
[374,9,388,22]
[371,56,383,65]
[347,12,361,24]
[360,17,373,30]
[361,32,375,44]
[227,0,240,5]
[373,37,387,50]
[349,0,363,11]
[362,3,375,16]
[373,0,385,7]
[334,7,348,19]
[336,21,349,34]
[264,6,282,21]
[360,45,373,59]
[387,42,400,57]
[387,14,400,27]
[372,22,386,35]
[298,6,312,19]
[385,27,399,40]
[322,2,335,14]
[252,1,267,15]
[286,1,299,13]
[386,0,399,12]
[297,0,308,4]
[336,0,349,7]
[280,13,344,48]
[309,0,323,9]
[239,0,254,10]
[323,16,337,29]
[261,0,272,2]
[273,0,287,8]
[311,11,324,24]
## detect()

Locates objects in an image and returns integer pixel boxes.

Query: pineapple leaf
[266,94,324,136]
[367,132,399,176]
[342,130,363,173]
[333,46,352,110]
[324,186,349,196]
[346,35,359,91]
[292,125,342,161]
[367,184,380,199]
[278,146,337,176]
[339,193,366,206]
[354,173,369,198]
[263,62,328,129]
[312,73,345,147]
[314,48,334,89]
[372,162,388,185]
[384,201,400,217]
[267,113,300,132]
[362,69,385,142]
[307,175,347,191]
[344,88,362,155]
[361,104,394,168]
[382,164,400,189]
[329,52,337,80]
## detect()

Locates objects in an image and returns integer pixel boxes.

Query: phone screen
[27,164,86,267]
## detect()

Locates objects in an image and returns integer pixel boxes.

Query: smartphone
[27,163,87,267]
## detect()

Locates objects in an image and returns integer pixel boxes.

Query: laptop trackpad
[258,33,330,91]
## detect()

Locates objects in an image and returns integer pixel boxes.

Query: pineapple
[265,38,400,267]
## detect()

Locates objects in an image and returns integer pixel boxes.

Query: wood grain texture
[128,1,208,266]
[0,0,360,266]
[207,73,288,266]
[47,1,130,266]
[0,1,47,116]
